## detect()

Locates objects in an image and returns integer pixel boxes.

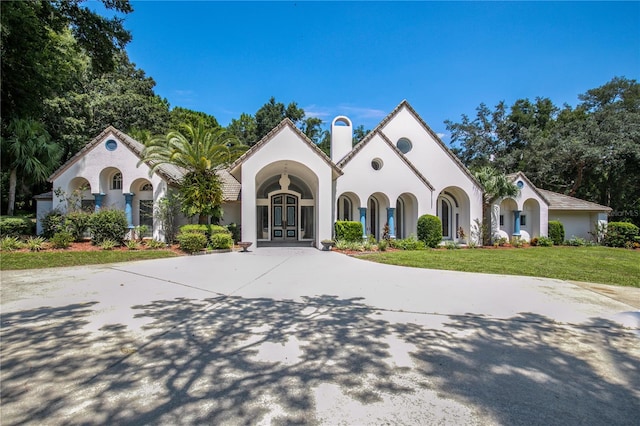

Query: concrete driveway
[1,248,639,425]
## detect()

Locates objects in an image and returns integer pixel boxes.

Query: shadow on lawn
[1,296,638,425]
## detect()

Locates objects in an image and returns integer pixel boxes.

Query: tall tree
[255,97,305,143]
[141,123,247,224]
[169,107,219,133]
[227,113,257,145]
[1,0,133,122]
[473,166,520,244]
[1,119,62,216]
[43,52,170,161]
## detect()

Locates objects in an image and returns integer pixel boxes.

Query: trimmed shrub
[42,210,66,239]
[548,221,565,246]
[417,214,442,248]
[50,231,74,249]
[180,224,208,235]
[604,222,640,248]
[210,233,233,249]
[0,216,35,237]
[207,224,229,236]
[335,221,363,242]
[65,211,91,241]
[390,235,426,250]
[177,231,207,253]
[89,209,129,245]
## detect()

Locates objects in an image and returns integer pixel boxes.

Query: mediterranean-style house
[37,100,612,247]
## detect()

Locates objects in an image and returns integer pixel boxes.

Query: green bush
[378,239,388,251]
[548,221,565,246]
[65,211,91,241]
[179,224,208,235]
[42,210,66,239]
[536,236,554,247]
[566,236,587,246]
[390,235,426,250]
[210,233,233,249]
[100,239,118,250]
[0,236,24,251]
[50,231,74,249]
[335,239,364,251]
[145,239,166,249]
[177,231,207,253]
[604,222,640,248]
[417,214,442,248]
[26,236,46,252]
[226,223,241,243]
[335,221,363,242]
[89,209,129,245]
[0,216,35,237]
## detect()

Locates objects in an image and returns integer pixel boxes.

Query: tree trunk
[198,214,208,225]
[7,168,17,216]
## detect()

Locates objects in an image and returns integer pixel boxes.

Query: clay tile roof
[538,189,612,212]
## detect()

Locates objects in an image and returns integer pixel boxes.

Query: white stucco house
[39,100,611,247]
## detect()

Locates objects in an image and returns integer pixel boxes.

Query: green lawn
[357,246,640,287]
[0,250,179,271]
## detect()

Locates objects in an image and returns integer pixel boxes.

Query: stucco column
[359,207,367,239]
[513,210,521,236]
[386,207,396,239]
[124,193,135,229]
[93,193,105,211]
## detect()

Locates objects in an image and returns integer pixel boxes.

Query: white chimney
[331,116,353,162]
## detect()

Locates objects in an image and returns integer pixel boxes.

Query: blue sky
[98,1,639,140]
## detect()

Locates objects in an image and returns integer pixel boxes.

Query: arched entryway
[68,177,94,212]
[522,198,541,241]
[336,192,360,222]
[130,178,154,237]
[499,198,519,239]
[437,187,471,242]
[396,193,419,239]
[366,192,390,240]
[255,161,318,246]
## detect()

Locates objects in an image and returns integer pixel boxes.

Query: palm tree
[474,166,520,245]
[140,122,247,224]
[2,119,62,216]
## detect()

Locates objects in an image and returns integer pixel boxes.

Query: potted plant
[321,239,335,251]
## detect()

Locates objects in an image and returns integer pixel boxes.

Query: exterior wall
[221,201,241,226]
[493,175,550,241]
[377,106,483,239]
[239,125,334,249]
[51,132,167,241]
[35,198,53,235]
[336,133,433,224]
[548,210,603,241]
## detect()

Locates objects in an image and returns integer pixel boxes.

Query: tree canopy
[446,77,640,225]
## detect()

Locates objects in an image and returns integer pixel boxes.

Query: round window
[371,158,383,171]
[105,139,118,151]
[517,181,524,189]
[397,137,412,154]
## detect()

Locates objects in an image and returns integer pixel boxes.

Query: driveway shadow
[1,296,638,425]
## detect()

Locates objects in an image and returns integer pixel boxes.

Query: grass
[0,250,179,271]
[357,246,640,287]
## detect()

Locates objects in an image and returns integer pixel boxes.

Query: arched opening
[337,192,360,222]
[522,198,541,241]
[396,192,419,239]
[366,192,390,240]
[68,177,94,212]
[255,160,318,246]
[99,167,124,209]
[131,178,154,237]
[499,198,519,239]
[437,187,471,242]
